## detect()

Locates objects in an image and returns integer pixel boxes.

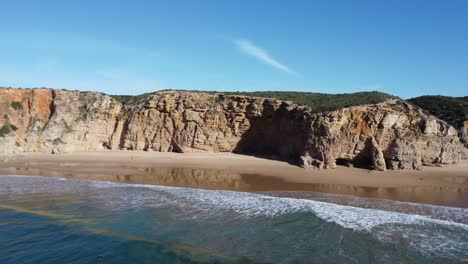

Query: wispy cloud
[235,39,295,75]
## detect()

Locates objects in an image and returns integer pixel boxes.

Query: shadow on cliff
[233,101,309,166]
[335,138,376,169]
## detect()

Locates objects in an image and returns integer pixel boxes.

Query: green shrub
[408,96,468,128]
[0,124,18,137]
[110,90,396,113]
[111,94,150,105]
[0,125,11,137]
[217,91,397,112]
[11,101,22,110]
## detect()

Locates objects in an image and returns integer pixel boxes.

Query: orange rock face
[1,88,121,154]
[1,88,466,170]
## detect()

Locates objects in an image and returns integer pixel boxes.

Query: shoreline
[1,151,467,207]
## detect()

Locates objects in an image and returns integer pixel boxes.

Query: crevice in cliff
[107,115,123,149]
[171,138,183,153]
[190,124,198,148]
[118,116,132,150]
[42,90,57,132]
[25,91,36,132]
[169,117,183,153]
[27,90,33,117]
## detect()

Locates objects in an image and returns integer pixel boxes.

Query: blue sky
[1,0,467,98]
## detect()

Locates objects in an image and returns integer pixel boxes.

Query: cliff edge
[1,88,466,170]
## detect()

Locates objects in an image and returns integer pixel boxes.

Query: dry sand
[1,151,467,207]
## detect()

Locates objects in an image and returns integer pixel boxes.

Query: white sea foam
[263,190,468,224]
[89,180,468,232]
[1,175,467,260]
[90,180,468,260]
[1,175,467,232]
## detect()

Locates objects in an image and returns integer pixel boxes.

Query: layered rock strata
[0,88,121,154]
[462,121,468,147]
[1,88,466,170]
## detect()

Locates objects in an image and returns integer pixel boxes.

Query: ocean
[0,175,467,263]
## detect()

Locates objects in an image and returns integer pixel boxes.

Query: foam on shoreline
[1,175,467,261]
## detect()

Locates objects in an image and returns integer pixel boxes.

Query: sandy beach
[1,151,467,207]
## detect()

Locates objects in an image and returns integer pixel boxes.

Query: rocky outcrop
[462,121,468,147]
[0,88,121,154]
[1,88,466,170]
[302,100,467,170]
[118,92,309,160]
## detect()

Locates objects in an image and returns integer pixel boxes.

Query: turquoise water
[0,175,467,263]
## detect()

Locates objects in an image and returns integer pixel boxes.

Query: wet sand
[1,151,467,207]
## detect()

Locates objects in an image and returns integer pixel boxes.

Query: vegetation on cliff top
[408,96,468,128]
[219,91,397,112]
[110,93,153,105]
[111,90,397,113]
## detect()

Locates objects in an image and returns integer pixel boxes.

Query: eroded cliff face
[0,88,121,154]
[1,88,466,170]
[462,121,468,147]
[302,100,467,170]
[117,92,310,162]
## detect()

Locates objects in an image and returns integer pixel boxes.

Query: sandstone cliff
[302,100,467,170]
[1,88,466,170]
[462,121,468,147]
[0,88,121,154]
[407,95,468,148]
